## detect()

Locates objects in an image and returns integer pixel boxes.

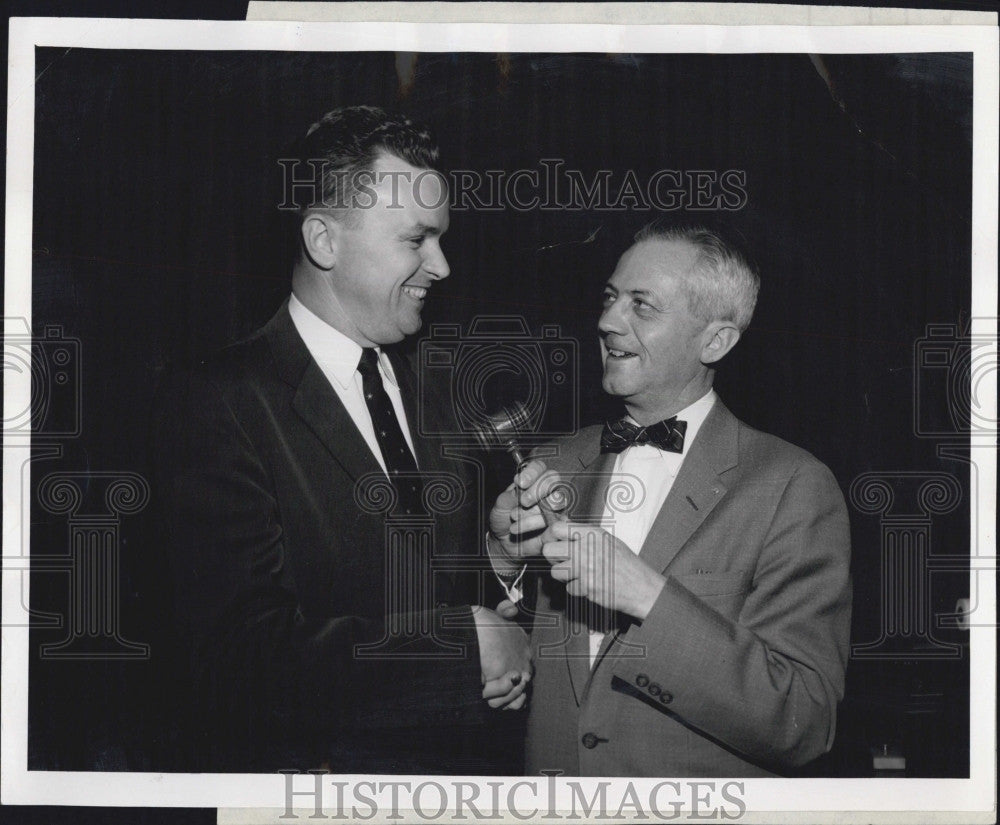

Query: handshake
[472,606,532,710]
[474,459,667,710]
[470,459,561,711]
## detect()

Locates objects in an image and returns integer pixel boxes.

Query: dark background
[15,30,976,807]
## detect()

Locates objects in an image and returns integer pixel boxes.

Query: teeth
[608,348,635,358]
[402,286,427,300]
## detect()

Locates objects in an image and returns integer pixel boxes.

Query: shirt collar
[675,388,716,453]
[288,293,399,389]
[625,388,717,455]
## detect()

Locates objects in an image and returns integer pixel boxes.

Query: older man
[489,224,852,777]
[153,106,529,773]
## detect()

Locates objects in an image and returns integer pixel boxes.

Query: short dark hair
[287,105,441,215]
[633,222,760,331]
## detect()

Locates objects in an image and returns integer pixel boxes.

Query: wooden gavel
[471,401,562,526]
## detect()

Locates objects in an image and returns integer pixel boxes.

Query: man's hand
[482,670,528,710]
[541,521,666,621]
[488,459,568,562]
[472,606,532,709]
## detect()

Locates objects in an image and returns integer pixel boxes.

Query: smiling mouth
[401,285,428,301]
[606,347,637,360]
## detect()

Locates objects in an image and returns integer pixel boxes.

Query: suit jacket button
[581,732,599,749]
[648,683,662,696]
[659,692,673,704]
[635,674,650,688]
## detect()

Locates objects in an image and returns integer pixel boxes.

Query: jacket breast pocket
[668,570,751,621]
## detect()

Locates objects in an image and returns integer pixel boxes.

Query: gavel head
[470,400,534,452]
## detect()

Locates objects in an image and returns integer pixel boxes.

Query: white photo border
[3,17,997,820]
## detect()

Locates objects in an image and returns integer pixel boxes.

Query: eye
[601,290,616,308]
[629,295,661,314]
[407,235,426,249]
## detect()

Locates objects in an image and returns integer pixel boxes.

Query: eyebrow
[399,222,445,237]
[604,283,658,300]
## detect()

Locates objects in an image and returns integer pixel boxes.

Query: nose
[598,300,624,336]
[423,241,450,281]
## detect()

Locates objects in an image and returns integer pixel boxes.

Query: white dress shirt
[587,389,716,666]
[288,293,418,474]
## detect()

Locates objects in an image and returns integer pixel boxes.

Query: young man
[154,106,529,773]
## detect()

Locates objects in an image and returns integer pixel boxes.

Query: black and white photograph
[2,7,996,823]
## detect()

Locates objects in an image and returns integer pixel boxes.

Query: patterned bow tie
[600,415,688,454]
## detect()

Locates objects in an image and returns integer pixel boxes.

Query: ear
[299,210,341,270]
[700,321,741,365]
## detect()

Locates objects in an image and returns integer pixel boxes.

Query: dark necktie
[600,415,688,455]
[357,348,423,515]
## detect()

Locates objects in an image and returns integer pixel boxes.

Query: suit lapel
[264,303,470,604]
[292,363,383,483]
[562,449,616,704]
[265,301,383,484]
[583,402,741,696]
[637,400,739,573]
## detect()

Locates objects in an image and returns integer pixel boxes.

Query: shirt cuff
[497,567,525,603]
[486,531,526,604]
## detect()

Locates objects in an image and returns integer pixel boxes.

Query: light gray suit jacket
[523,399,852,777]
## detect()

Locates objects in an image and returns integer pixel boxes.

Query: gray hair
[633,223,760,332]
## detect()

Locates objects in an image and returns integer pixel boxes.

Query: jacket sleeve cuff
[611,575,727,719]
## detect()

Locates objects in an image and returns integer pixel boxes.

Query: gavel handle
[508,445,561,527]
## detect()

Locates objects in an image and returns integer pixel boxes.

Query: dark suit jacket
[523,399,852,777]
[152,302,506,773]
